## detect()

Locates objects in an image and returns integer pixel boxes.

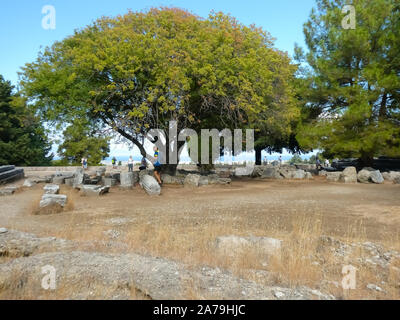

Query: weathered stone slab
[120,172,138,189]
[0,165,15,174]
[102,177,117,187]
[39,194,67,208]
[23,179,36,187]
[52,176,65,184]
[139,175,161,195]
[0,186,18,196]
[43,184,60,194]
[80,185,110,196]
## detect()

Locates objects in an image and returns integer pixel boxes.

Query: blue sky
[1,0,318,160]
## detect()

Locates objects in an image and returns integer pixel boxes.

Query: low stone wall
[17,166,105,172]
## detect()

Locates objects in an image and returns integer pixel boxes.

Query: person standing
[139,156,148,171]
[128,156,134,172]
[81,157,88,170]
[279,155,282,166]
[111,156,117,169]
[316,158,322,170]
[153,146,162,185]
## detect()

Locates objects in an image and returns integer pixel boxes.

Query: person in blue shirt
[153,146,162,185]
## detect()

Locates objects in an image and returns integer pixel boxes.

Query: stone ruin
[0,165,24,185]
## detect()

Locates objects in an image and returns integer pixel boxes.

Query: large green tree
[20,8,298,170]
[0,75,52,166]
[57,119,110,166]
[296,0,400,166]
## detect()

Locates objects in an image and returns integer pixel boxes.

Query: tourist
[111,156,117,169]
[316,158,322,170]
[139,156,148,171]
[153,146,162,185]
[128,156,134,172]
[324,159,330,167]
[81,157,88,170]
[279,155,282,166]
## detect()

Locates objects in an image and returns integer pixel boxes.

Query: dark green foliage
[0,75,52,166]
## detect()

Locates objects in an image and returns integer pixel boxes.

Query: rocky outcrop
[0,230,334,300]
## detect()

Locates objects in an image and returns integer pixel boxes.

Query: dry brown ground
[1,176,399,299]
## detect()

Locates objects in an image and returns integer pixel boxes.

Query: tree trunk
[255,147,263,166]
[359,153,374,169]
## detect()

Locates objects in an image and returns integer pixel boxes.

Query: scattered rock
[326,172,341,182]
[215,235,282,258]
[305,172,313,179]
[262,168,282,179]
[357,169,372,183]
[370,170,384,184]
[0,186,18,196]
[139,175,161,196]
[80,185,110,196]
[292,169,306,179]
[73,168,85,187]
[382,171,400,181]
[104,229,121,239]
[43,184,60,195]
[0,228,8,234]
[52,176,66,184]
[64,177,74,187]
[120,172,138,189]
[39,194,67,208]
[161,174,184,185]
[394,176,400,184]
[23,179,36,187]
[95,167,106,177]
[366,284,384,292]
[102,177,117,187]
[184,174,201,187]
[339,167,357,183]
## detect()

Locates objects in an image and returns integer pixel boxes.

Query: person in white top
[128,156,134,172]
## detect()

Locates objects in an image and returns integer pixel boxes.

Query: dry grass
[2,181,399,300]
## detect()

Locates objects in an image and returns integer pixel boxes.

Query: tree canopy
[295,0,400,166]
[56,119,110,166]
[20,7,299,167]
[0,75,52,166]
